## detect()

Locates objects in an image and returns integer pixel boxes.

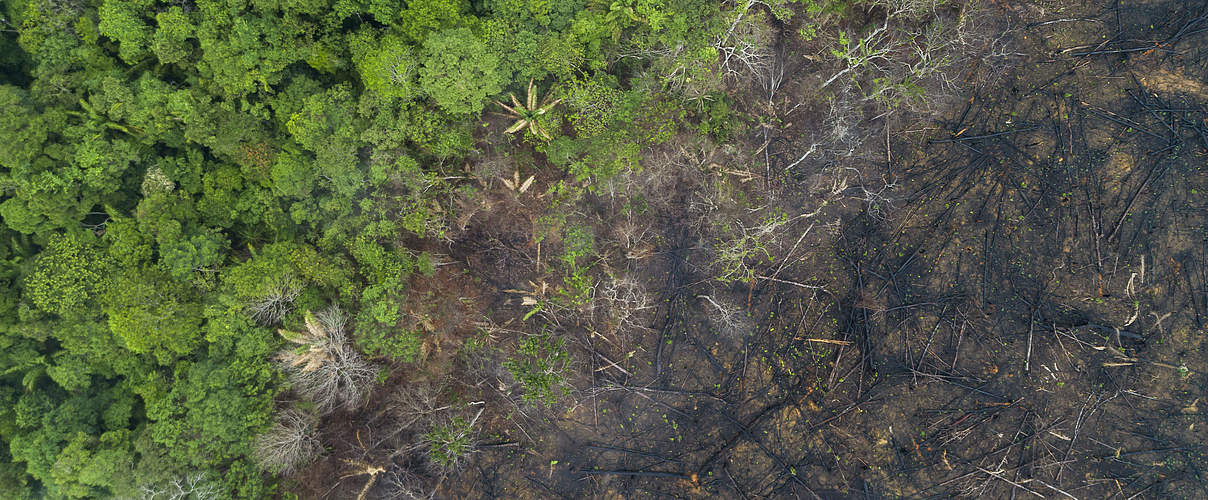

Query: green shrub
[503,333,571,405]
[354,321,423,362]
[424,416,476,470]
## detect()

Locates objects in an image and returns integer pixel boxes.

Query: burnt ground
[298,0,1208,498]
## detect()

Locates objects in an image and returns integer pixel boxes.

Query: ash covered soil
[310,1,1208,498]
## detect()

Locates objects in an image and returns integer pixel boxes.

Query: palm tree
[496,79,562,140]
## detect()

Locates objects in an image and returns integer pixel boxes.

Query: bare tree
[598,271,655,339]
[246,274,302,325]
[715,0,776,88]
[252,408,323,475]
[390,381,450,432]
[135,473,219,500]
[276,307,376,414]
[697,293,752,338]
[378,469,429,500]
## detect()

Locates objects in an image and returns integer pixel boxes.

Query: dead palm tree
[495,79,562,140]
[277,311,334,373]
[276,307,375,413]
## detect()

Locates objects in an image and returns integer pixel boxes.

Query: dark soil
[305,0,1208,498]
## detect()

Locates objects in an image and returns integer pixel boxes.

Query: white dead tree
[246,274,302,325]
[715,0,776,88]
[136,473,219,500]
[599,271,655,338]
[252,408,323,475]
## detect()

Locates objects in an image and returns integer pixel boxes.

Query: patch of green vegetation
[425,416,476,470]
[503,333,571,406]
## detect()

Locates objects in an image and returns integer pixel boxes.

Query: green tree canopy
[419,27,504,115]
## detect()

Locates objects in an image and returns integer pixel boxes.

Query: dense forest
[3,0,1207,497]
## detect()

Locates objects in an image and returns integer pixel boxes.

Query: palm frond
[303,311,324,338]
[526,79,537,110]
[538,98,563,115]
[495,100,521,116]
[505,119,529,134]
[532,122,552,140]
